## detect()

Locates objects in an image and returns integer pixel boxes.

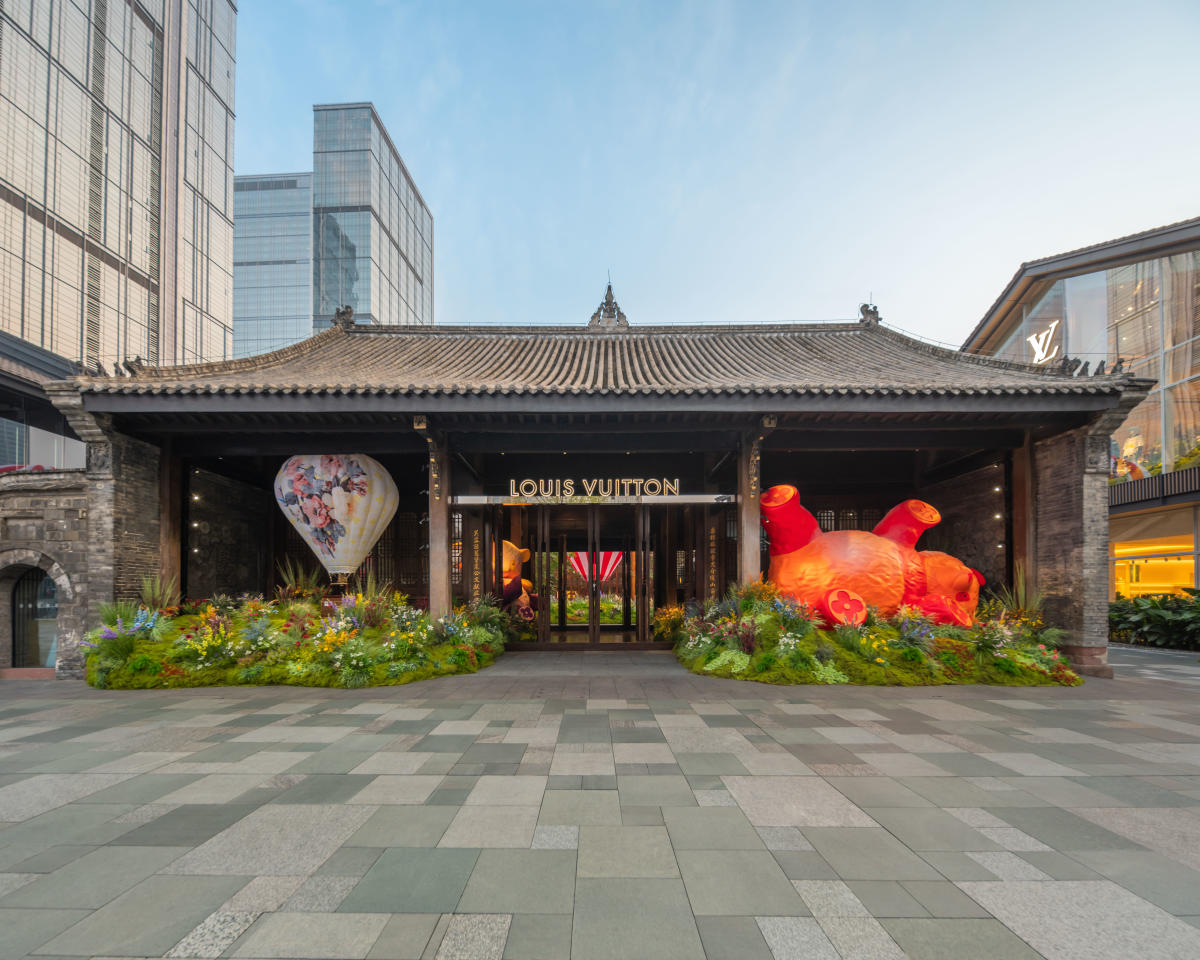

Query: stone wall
[0,469,89,676]
[186,468,273,598]
[1033,425,1113,676]
[919,462,1009,590]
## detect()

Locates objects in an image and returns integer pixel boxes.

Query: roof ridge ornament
[332,305,355,329]
[588,283,629,328]
[859,303,881,326]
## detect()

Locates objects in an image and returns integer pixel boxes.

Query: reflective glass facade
[232,173,311,358]
[989,252,1200,478]
[312,103,433,329]
[0,0,235,372]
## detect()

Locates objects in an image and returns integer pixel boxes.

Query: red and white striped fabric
[569,551,623,582]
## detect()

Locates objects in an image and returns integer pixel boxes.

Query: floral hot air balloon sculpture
[274,454,399,586]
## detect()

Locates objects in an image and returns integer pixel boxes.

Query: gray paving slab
[502,914,572,960]
[163,802,376,875]
[695,916,775,960]
[880,918,1045,960]
[345,804,458,846]
[339,847,479,913]
[458,849,577,913]
[35,874,247,957]
[0,843,187,908]
[804,827,945,880]
[573,878,705,960]
[232,912,390,958]
[577,824,679,877]
[109,801,260,846]
[0,907,90,960]
[678,849,809,915]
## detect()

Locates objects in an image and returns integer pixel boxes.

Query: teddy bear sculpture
[759,484,984,627]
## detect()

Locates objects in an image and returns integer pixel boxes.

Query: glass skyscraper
[313,103,433,330]
[0,0,236,374]
[233,103,432,357]
[232,172,312,357]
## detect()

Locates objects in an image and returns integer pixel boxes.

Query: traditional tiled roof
[56,320,1145,401]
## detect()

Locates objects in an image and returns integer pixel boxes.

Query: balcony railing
[1110,466,1200,507]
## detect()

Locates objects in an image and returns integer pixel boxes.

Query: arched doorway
[11,568,58,668]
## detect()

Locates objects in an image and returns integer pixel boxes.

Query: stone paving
[2,650,1200,959]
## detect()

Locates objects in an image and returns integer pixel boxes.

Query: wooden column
[1010,431,1036,587]
[426,435,452,617]
[737,418,774,584]
[158,440,182,590]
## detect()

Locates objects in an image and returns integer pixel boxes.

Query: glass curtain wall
[993,252,1200,479]
[232,174,313,358]
[312,104,433,330]
[0,0,235,370]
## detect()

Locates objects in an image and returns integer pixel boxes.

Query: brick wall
[111,433,162,604]
[186,468,273,598]
[919,463,1009,590]
[0,470,89,676]
[1032,426,1112,676]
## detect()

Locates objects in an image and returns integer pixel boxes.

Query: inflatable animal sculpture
[760,484,984,627]
[500,540,537,620]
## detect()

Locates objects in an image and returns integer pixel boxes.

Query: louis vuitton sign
[508,477,681,499]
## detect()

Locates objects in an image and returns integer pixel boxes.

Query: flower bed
[660,582,1081,686]
[83,590,515,690]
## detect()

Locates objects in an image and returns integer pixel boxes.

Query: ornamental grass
[661,583,1081,687]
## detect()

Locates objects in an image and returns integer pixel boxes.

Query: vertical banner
[705,507,721,602]
[471,525,482,604]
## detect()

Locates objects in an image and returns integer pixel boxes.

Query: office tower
[233,103,432,357]
[231,172,311,357]
[0,0,235,465]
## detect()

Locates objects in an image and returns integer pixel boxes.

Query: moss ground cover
[659,581,1081,687]
[83,586,516,690]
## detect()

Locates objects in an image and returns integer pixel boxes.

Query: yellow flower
[875,657,885,664]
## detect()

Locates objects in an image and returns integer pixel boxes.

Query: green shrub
[1109,591,1200,650]
[787,648,815,671]
[98,599,140,627]
[128,654,161,674]
[139,574,179,610]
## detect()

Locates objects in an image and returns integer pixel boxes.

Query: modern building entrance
[460,500,737,646]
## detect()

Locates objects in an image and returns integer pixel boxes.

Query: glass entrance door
[521,504,657,645]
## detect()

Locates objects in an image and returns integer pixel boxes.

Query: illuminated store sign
[507,477,681,498]
[1026,320,1061,364]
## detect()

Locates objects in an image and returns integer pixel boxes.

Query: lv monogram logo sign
[1026,320,1061,364]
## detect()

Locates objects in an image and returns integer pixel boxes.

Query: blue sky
[235,0,1200,344]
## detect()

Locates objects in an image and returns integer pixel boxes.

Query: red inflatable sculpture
[760,485,984,627]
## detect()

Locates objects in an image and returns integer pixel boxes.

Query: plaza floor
[2,650,1200,960]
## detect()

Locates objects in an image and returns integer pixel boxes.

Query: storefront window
[1110,509,1194,556]
[1112,556,1195,598]
[1111,392,1162,477]
[1110,508,1196,599]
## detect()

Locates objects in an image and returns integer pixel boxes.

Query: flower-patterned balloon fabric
[274,454,399,578]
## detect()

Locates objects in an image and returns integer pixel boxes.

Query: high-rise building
[233,103,432,357]
[231,172,312,357]
[0,0,235,466]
